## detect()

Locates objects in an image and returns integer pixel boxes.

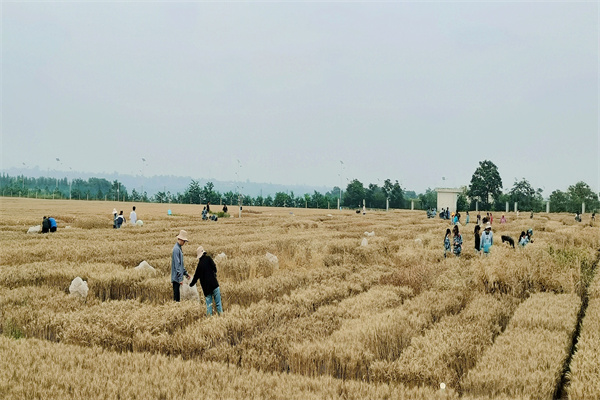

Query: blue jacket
[48,218,57,228]
[171,242,188,283]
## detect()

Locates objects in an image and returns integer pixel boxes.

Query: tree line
[1,162,598,213]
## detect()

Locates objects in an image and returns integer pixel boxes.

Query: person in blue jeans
[190,245,222,316]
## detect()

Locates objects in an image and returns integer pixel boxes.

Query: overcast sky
[2,1,598,196]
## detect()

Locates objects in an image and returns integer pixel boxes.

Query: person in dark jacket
[190,245,222,315]
[41,216,50,233]
[474,224,481,254]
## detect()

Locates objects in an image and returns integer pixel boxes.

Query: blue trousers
[205,287,223,315]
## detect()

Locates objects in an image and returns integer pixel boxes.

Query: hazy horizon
[2,2,599,197]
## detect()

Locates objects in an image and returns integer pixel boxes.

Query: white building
[436,188,462,213]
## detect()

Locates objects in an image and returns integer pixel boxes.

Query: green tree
[457,189,469,211]
[184,180,202,204]
[273,192,291,207]
[344,179,365,207]
[467,160,503,210]
[568,181,599,212]
[549,190,570,212]
[509,178,544,212]
[264,195,273,207]
[418,188,437,210]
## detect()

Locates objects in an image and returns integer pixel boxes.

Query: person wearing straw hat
[481,222,494,254]
[190,245,222,315]
[171,230,191,302]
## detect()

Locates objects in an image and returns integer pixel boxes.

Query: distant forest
[0,172,597,213]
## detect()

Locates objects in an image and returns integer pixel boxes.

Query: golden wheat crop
[462,293,581,399]
[0,197,597,398]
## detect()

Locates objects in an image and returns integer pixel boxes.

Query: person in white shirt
[130,206,137,225]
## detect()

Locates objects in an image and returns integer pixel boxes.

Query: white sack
[364,231,375,237]
[28,225,41,234]
[69,277,89,299]
[361,238,368,247]
[215,252,227,262]
[136,220,143,226]
[135,260,155,272]
[181,278,200,302]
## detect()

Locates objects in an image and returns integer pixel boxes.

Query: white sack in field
[69,277,89,299]
[181,278,200,301]
[364,231,375,237]
[135,261,155,272]
[28,225,41,234]
[136,220,143,226]
[361,238,368,247]
[415,238,423,246]
[215,252,227,262]
[265,252,279,267]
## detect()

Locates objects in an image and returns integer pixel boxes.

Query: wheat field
[0,197,598,399]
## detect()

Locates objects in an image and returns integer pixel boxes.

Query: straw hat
[485,222,492,230]
[196,246,206,259]
[112,208,117,215]
[176,230,189,242]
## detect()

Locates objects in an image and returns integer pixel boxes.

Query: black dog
[501,235,515,248]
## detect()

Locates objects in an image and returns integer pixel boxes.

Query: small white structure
[436,188,462,213]
[361,238,368,247]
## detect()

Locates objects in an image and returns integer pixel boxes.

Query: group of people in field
[112,206,138,228]
[171,230,222,316]
[443,212,534,258]
[41,216,57,233]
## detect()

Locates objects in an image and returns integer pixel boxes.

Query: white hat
[176,230,189,242]
[112,208,117,215]
[196,246,206,259]
[485,222,492,230]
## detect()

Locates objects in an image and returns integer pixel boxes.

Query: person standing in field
[171,230,191,302]
[500,214,506,224]
[206,202,211,213]
[481,223,494,254]
[222,204,228,213]
[190,245,222,316]
[112,208,118,228]
[476,212,481,226]
[444,228,451,258]
[452,225,462,256]
[130,206,137,225]
[474,224,481,254]
[465,211,470,225]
